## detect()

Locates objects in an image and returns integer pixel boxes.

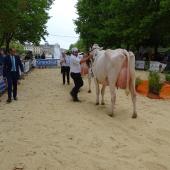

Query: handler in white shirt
[70,47,91,102]
[60,51,70,85]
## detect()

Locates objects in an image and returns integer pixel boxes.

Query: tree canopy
[75,0,170,52]
[0,0,53,51]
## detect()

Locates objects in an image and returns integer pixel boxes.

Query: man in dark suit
[3,48,24,103]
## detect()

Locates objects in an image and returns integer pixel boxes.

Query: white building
[53,44,61,59]
[24,43,61,59]
[24,44,41,54]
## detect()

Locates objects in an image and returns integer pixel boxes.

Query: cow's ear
[100,47,103,50]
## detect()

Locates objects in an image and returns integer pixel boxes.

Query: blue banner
[0,79,6,93]
[0,65,6,93]
[0,66,3,77]
[36,59,58,67]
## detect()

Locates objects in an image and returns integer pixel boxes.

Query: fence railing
[0,59,33,94]
[135,60,170,72]
[1,59,170,94]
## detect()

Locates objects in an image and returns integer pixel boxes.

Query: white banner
[135,60,145,69]
[24,61,30,73]
[149,61,167,72]
[32,59,37,67]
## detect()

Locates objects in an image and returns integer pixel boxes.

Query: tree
[0,0,53,51]
[10,41,25,54]
[69,38,87,52]
[75,0,170,56]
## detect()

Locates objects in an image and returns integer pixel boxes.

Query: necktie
[11,56,16,71]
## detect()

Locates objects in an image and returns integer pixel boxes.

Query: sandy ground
[0,68,170,170]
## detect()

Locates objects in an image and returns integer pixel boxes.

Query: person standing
[60,51,71,85]
[70,47,91,102]
[3,48,24,103]
[0,48,6,66]
[40,52,46,68]
[41,52,46,59]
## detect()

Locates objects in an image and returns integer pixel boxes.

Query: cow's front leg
[94,78,100,105]
[108,85,116,117]
[101,85,106,105]
[130,79,137,118]
[88,72,91,93]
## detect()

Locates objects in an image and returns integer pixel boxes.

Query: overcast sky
[41,0,79,49]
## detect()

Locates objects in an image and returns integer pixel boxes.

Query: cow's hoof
[101,102,105,105]
[88,90,91,93]
[132,113,137,119]
[96,102,99,105]
[108,113,114,117]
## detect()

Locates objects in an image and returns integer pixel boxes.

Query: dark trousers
[70,72,83,98]
[6,72,18,99]
[62,66,70,84]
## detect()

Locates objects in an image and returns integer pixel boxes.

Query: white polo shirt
[60,55,70,67]
[70,54,81,73]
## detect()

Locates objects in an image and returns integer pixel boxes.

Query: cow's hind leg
[101,85,106,105]
[94,78,100,105]
[130,79,137,118]
[108,85,116,117]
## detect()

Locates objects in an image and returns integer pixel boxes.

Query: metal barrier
[0,79,6,94]
[22,60,32,73]
[0,60,33,94]
[135,60,170,72]
[0,65,5,94]
[0,65,3,77]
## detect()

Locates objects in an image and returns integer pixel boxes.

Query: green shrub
[148,71,163,95]
[165,74,170,82]
[135,77,142,88]
[164,70,170,74]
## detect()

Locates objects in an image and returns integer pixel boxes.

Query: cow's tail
[123,50,130,96]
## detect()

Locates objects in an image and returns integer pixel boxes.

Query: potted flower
[147,71,163,99]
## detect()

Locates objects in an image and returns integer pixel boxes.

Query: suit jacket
[0,55,5,65]
[3,55,24,79]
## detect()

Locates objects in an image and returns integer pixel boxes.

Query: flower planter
[136,80,170,99]
[147,92,162,99]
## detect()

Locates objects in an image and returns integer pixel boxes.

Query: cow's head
[91,44,103,51]
[89,44,103,60]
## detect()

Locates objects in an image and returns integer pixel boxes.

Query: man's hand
[21,72,25,79]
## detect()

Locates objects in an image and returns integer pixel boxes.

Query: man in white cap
[70,47,91,102]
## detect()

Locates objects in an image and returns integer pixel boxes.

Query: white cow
[90,44,137,118]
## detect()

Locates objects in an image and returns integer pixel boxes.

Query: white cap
[71,47,78,52]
